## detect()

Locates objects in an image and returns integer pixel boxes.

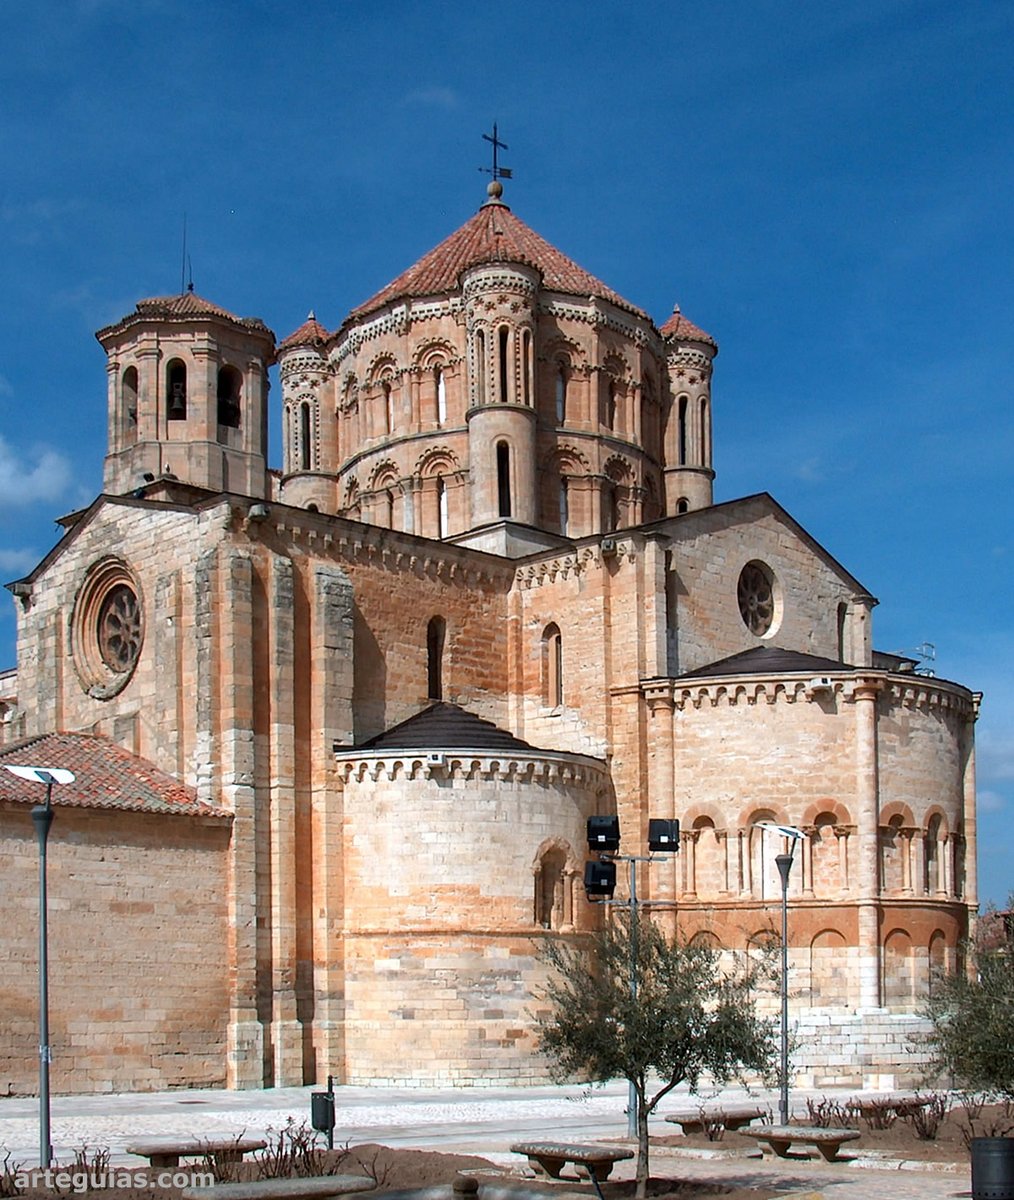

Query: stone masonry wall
[0,806,230,1094]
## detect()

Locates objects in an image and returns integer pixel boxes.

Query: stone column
[834,825,851,895]
[645,685,676,932]
[310,565,354,1081]
[802,829,815,896]
[854,679,883,1009]
[963,697,981,936]
[268,554,302,1085]
[900,829,914,894]
[214,546,264,1088]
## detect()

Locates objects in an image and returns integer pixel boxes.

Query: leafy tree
[924,934,1014,1097]
[537,913,776,1197]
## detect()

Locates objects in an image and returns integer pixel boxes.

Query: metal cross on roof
[480,122,513,181]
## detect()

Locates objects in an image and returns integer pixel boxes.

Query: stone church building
[0,180,978,1094]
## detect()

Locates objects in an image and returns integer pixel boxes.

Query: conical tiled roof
[357,701,547,753]
[0,732,228,817]
[659,304,716,348]
[278,312,331,352]
[347,201,648,322]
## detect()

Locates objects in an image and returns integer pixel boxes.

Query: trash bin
[311,1091,335,1134]
[972,1137,1014,1200]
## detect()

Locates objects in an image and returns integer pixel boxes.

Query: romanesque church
[0,179,978,1094]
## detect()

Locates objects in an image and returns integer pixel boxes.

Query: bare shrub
[1,1150,24,1199]
[255,1118,335,1179]
[53,1145,112,1192]
[857,1098,898,1131]
[805,1096,852,1128]
[907,1092,950,1141]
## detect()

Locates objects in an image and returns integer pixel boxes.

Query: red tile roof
[278,312,331,352]
[659,305,717,348]
[0,733,229,819]
[96,291,273,343]
[347,201,648,322]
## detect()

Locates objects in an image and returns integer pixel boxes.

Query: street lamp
[3,764,76,1168]
[758,822,805,1127]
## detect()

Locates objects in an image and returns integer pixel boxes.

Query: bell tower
[97,290,275,499]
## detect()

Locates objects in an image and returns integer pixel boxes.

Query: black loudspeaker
[587,815,620,852]
[584,859,617,897]
[648,818,680,852]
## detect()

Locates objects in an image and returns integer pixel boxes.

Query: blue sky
[1,0,1011,903]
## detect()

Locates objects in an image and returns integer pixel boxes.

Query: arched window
[384,489,395,530]
[122,366,138,425]
[437,476,448,538]
[607,382,617,430]
[837,602,849,661]
[427,616,445,700]
[382,380,393,434]
[677,395,688,465]
[535,846,568,929]
[676,498,690,515]
[167,360,187,420]
[496,441,512,518]
[558,477,569,535]
[605,483,619,532]
[521,330,532,405]
[498,326,510,403]
[700,396,709,464]
[435,366,447,426]
[299,403,311,470]
[475,330,486,404]
[542,622,562,708]
[555,365,567,424]
[217,365,242,428]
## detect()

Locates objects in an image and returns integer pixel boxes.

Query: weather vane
[480,122,513,182]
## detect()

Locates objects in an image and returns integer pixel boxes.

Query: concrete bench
[849,1092,931,1118]
[126,1137,267,1170]
[665,1104,767,1134]
[510,1141,633,1181]
[181,1177,376,1200]
[739,1125,860,1162]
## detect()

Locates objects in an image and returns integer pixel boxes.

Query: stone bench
[664,1104,767,1134]
[739,1125,860,1162]
[848,1092,931,1118]
[126,1137,267,1170]
[181,1177,376,1200]
[509,1141,633,1181]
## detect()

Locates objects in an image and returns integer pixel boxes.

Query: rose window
[98,585,143,672]
[737,561,777,636]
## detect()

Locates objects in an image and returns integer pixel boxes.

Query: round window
[737,560,780,637]
[71,559,144,698]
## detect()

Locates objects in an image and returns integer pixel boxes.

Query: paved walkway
[0,1081,972,1198]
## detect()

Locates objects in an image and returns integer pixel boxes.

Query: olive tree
[537,913,776,1197]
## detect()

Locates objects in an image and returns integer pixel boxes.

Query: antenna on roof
[480,122,513,183]
[180,213,187,295]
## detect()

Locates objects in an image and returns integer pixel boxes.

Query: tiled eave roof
[96,292,274,344]
[345,201,649,325]
[278,313,331,353]
[0,733,229,819]
[678,646,852,679]
[355,702,547,754]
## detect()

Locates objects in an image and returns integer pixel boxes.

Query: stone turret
[97,290,275,498]
[660,305,717,513]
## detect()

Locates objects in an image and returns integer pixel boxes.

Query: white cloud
[0,375,12,398]
[979,789,1008,815]
[0,435,73,507]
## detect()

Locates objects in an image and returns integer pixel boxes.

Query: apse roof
[0,732,229,818]
[346,199,649,323]
[277,311,331,352]
[357,701,546,753]
[679,645,852,679]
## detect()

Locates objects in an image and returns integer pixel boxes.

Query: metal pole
[775,852,793,1126]
[628,858,638,1140]
[327,1074,334,1150]
[33,778,55,1169]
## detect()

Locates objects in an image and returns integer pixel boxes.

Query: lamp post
[759,822,805,1127]
[3,764,76,1168]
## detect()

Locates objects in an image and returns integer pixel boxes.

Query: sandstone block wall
[0,807,230,1094]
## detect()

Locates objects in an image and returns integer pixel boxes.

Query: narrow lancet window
[427,616,445,700]
[167,360,187,420]
[498,326,510,403]
[555,366,567,424]
[299,403,311,470]
[437,476,448,538]
[496,441,512,518]
[436,366,447,426]
[543,623,563,708]
[475,330,486,404]
[678,395,688,465]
